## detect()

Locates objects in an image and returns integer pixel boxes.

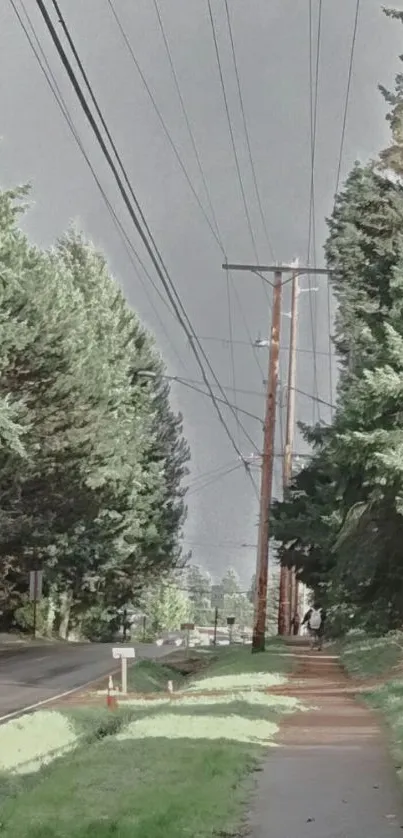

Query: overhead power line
[186,459,239,489]
[175,375,334,410]
[229,277,266,379]
[181,539,257,549]
[152,0,224,249]
[307,0,322,270]
[223,0,275,261]
[170,376,263,424]
[186,462,244,497]
[106,0,225,254]
[35,0,260,468]
[175,377,266,399]
[326,274,334,418]
[195,335,335,357]
[225,272,240,443]
[207,0,259,261]
[335,0,361,196]
[307,0,322,423]
[12,0,191,378]
[216,0,276,365]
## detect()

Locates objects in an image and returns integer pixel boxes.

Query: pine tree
[0,192,189,636]
[185,564,213,624]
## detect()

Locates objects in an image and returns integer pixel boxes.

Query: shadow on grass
[0,736,263,838]
[0,642,298,837]
[142,699,292,722]
[126,659,188,693]
[341,636,403,679]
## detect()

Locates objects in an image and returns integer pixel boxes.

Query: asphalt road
[0,641,168,720]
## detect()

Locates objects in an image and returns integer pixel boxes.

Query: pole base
[252,629,265,653]
[107,693,117,710]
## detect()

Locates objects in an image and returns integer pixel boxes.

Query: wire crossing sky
[2,0,398,582]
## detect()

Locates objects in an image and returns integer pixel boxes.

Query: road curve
[0,641,168,720]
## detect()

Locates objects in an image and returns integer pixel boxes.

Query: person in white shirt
[302,603,326,651]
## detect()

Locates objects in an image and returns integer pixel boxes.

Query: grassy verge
[361,679,403,792]
[125,658,188,693]
[184,643,291,692]
[340,632,403,791]
[0,641,298,838]
[340,632,403,679]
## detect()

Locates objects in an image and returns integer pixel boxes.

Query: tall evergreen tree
[0,192,190,637]
[272,15,403,631]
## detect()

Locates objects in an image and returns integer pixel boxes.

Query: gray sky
[1,0,401,586]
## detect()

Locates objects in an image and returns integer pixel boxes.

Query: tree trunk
[58,590,72,640]
[46,586,58,637]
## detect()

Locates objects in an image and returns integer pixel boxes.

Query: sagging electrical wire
[326,274,334,419]
[231,281,266,380]
[186,462,245,497]
[307,0,322,423]
[151,0,266,447]
[186,459,240,490]
[197,336,335,357]
[106,0,225,256]
[172,377,263,425]
[223,0,275,262]
[335,0,361,197]
[35,0,260,466]
[207,0,259,262]
[225,272,240,446]
[152,0,267,450]
[152,0,224,249]
[105,0,264,456]
[330,0,360,418]
[13,0,191,378]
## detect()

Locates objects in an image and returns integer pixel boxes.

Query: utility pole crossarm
[223,263,332,276]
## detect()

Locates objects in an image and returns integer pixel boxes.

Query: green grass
[0,710,78,775]
[340,632,403,679]
[125,659,188,693]
[363,679,403,785]
[185,642,292,693]
[0,642,298,838]
[339,634,403,792]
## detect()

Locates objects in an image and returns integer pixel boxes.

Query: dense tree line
[272,12,403,634]
[140,563,281,637]
[0,187,189,638]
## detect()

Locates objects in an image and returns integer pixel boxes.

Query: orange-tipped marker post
[107,674,117,710]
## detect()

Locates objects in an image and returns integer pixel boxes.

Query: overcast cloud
[1,0,401,585]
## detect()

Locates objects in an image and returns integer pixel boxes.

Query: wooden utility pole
[222,263,331,652]
[252,271,282,651]
[278,271,299,636]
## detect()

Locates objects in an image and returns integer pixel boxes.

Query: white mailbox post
[112,647,135,695]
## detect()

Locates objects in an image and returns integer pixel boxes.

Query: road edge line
[0,647,173,724]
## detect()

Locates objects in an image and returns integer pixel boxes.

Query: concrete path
[248,649,403,837]
[0,642,167,719]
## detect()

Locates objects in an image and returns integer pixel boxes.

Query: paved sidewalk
[248,649,403,837]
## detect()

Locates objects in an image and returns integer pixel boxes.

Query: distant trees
[133,561,283,637]
[0,188,189,638]
[248,566,279,635]
[178,564,264,631]
[141,580,191,635]
[184,564,213,625]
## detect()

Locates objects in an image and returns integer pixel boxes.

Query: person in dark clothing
[291,612,300,636]
[302,602,326,650]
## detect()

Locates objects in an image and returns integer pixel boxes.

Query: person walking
[302,602,326,651]
[291,611,300,636]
